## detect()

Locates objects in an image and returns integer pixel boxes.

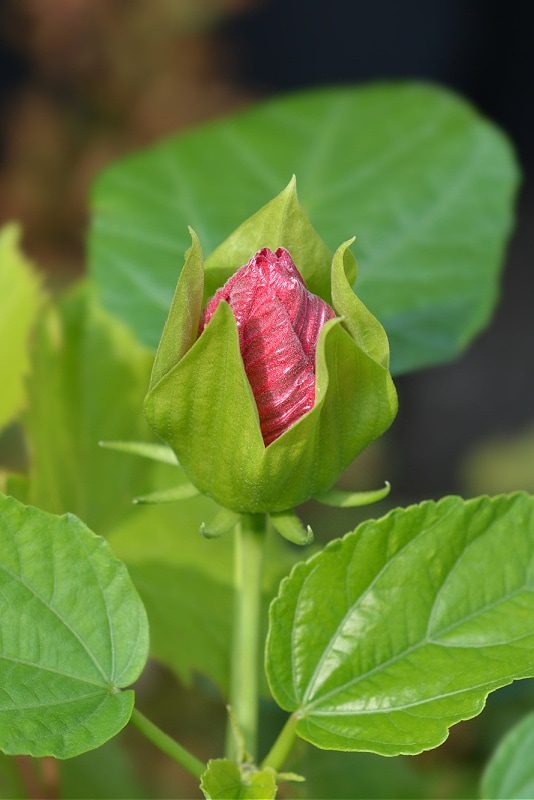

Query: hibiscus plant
[0,83,531,799]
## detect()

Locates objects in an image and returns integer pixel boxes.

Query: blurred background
[1,0,533,502]
[0,1,533,798]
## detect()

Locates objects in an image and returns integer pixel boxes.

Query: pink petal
[199,248,335,445]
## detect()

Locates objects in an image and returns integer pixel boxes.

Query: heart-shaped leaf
[266,493,534,756]
[90,83,518,374]
[0,494,148,758]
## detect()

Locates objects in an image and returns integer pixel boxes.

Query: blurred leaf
[108,499,299,694]
[200,759,277,799]
[266,493,534,755]
[481,711,534,799]
[290,746,427,799]
[461,425,534,497]
[90,83,518,374]
[60,736,149,799]
[0,752,25,799]
[99,439,180,466]
[16,281,159,535]
[0,494,149,759]
[0,224,41,433]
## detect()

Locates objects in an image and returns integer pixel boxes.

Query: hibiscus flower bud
[199,247,336,446]
[144,179,397,514]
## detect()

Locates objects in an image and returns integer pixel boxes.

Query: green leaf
[266,493,534,756]
[200,760,277,800]
[481,711,534,799]
[0,494,149,759]
[108,500,299,694]
[17,282,159,534]
[0,224,42,433]
[90,83,519,374]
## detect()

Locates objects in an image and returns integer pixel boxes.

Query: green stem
[130,708,205,780]
[226,513,266,762]
[260,714,298,773]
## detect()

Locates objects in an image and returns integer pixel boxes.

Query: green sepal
[99,440,180,466]
[331,238,390,368]
[149,228,204,389]
[269,509,314,546]
[146,306,396,512]
[203,176,340,303]
[315,481,391,507]
[200,508,242,539]
[144,184,397,514]
[132,484,199,504]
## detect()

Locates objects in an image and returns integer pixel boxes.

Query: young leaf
[0,224,41,433]
[481,711,534,799]
[90,83,518,374]
[200,760,277,800]
[0,494,149,759]
[18,282,158,534]
[266,493,534,756]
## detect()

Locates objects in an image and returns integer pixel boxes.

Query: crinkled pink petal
[199,247,335,446]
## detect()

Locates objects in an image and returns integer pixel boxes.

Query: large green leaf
[0,494,149,759]
[0,224,41,433]
[266,493,534,756]
[108,499,298,694]
[16,282,160,535]
[90,83,518,374]
[481,711,534,799]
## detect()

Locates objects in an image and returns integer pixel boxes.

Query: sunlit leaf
[0,494,149,759]
[0,224,41,433]
[266,493,534,755]
[90,84,518,374]
[17,282,160,534]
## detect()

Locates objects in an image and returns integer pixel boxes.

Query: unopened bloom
[144,179,397,513]
[199,247,335,445]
